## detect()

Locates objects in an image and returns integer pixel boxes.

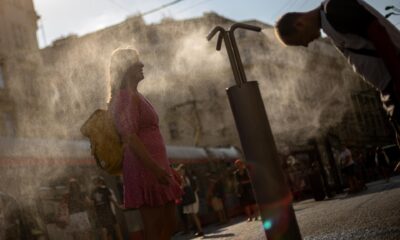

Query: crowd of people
[0,176,124,240]
[0,164,260,240]
[173,161,260,238]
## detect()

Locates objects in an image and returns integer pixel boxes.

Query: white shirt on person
[339,148,354,167]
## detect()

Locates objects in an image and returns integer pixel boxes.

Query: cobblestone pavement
[173,176,400,240]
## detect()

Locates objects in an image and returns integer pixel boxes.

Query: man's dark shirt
[91,186,113,212]
[325,0,376,38]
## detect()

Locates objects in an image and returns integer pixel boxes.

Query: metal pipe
[227,82,302,240]
[230,22,262,33]
[207,23,302,239]
[207,26,244,86]
[224,35,244,86]
[228,31,247,84]
[206,26,224,42]
[206,26,224,51]
[228,24,262,84]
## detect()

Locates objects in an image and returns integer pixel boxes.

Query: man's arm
[367,20,400,94]
[326,0,375,37]
[327,0,400,91]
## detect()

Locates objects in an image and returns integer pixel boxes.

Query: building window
[1,112,15,136]
[0,64,5,89]
[147,29,159,44]
[168,122,179,140]
[13,25,24,48]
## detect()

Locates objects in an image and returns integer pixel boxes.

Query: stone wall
[38,13,392,150]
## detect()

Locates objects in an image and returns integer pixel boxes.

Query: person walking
[90,176,123,240]
[234,160,258,222]
[206,173,228,225]
[275,0,400,145]
[338,146,362,194]
[65,178,93,240]
[0,192,25,240]
[176,164,204,237]
[375,146,391,182]
[109,47,182,240]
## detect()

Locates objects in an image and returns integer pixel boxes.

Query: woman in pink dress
[108,47,182,239]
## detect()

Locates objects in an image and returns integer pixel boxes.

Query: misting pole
[207,23,302,240]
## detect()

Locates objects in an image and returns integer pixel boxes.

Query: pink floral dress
[111,89,182,208]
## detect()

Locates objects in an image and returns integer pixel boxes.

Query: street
[173,176,400,240]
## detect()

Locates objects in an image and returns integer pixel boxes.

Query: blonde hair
[108,47,139,102]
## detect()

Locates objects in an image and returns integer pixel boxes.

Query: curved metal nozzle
[230,23,262,33]
[206,23,262,85]
[207,26,225,51]
[207,26,224,41]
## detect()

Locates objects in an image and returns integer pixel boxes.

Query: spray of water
[2,15,363,207]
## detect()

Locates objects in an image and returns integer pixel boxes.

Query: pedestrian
[172,166,190,235]
[206,172,228,225]
[395,161,400,173]
[90,176,123,240]
[275,0,400,145]
[108,47,182,240]
[176,164,204,237]
[375,146,391,182]
[234,159,258,222]
[0,192,25,240]
[65,178,93,240]
[338,146,361,194]
[365,147,378,181]
[353,151,368,189]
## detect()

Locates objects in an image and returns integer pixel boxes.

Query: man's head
[275,10,321,47]
[92,176,105,186]
[234,159,245,170]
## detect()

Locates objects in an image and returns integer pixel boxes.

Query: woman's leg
[140,206,162,240]
[190,213,203,234]
[140,202,177,240]
[113,224,124,240]
[348,175,360,192]
[382,167,391,182]
[251,204,259,220]
[216,210,224,223]
[160,202,178,240]
[244,205,252,221]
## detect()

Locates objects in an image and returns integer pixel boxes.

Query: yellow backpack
[80,109,123,175]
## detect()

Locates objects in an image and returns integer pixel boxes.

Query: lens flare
[263,219,273,230]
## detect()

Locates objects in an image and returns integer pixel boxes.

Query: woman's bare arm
[124,132,171,185]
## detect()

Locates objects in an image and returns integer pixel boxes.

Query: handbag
[181,186,196,206]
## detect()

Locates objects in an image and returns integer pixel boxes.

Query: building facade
[0,0,41,137]
[39,13,392,147]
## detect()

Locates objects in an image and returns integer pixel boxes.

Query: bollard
[207,23,302,240]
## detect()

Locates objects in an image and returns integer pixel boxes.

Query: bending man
[275,0,400,144]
